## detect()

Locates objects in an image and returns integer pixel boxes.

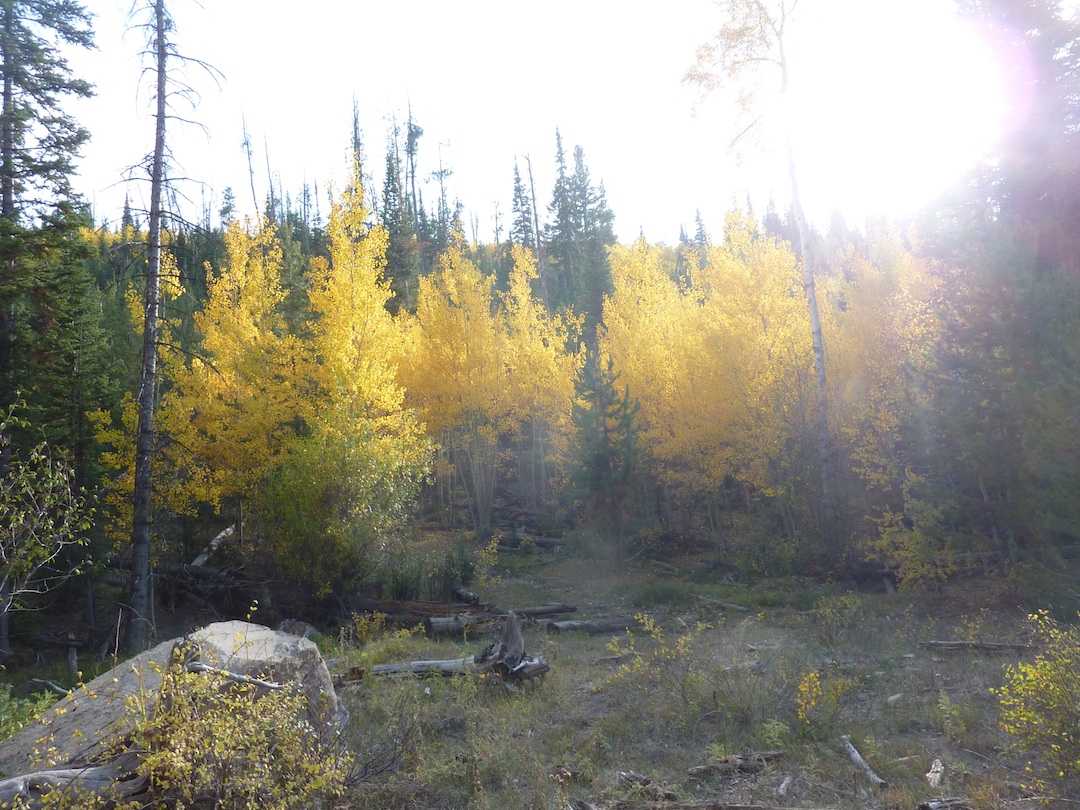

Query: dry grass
[327,538,1051,810]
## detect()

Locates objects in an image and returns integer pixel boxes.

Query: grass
[0,537,1060,809]
[325,544,1048,810]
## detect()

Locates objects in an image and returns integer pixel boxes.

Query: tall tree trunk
[785,140,835,542]
[0,5,16,477]
[776,20,836,551]
[127,0,168,653]
[525,154,549,308]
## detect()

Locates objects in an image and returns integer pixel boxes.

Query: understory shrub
[995,610,1080,797]
[133,661,348,809]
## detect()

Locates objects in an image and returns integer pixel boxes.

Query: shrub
[0,683,54,742]
[995,610,1080,796]
[132,661,348,809]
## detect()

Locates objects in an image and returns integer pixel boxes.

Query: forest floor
[0,531,1073,809]
[328,533,1073,810]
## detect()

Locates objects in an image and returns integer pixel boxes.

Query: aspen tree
[686,0,837,548]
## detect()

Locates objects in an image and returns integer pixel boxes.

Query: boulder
[0,620,343,778]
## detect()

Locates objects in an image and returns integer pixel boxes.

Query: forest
[2,0,1079,654]
[4,0,1080,807]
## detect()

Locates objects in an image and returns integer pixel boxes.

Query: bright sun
[781,0,1013,224]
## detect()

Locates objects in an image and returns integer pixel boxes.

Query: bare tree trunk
[525,154,550,309]
[0,7,17,478]
[785,139,835,544]
[775,14,837,550]
[127,0,168,653]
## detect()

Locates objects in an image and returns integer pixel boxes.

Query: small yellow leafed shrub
[994,610,1080,797]
[132,662,348,810]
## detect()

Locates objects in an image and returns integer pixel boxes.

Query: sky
[68,0,1015,245]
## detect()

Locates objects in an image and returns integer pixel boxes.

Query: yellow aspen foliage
[268,156,431,588]
[602,215,810,506]
[398,230,509,436]
[158,218,310,514]
[308,155,410,424]
[398,234,580,529]
[822,226,940,493]
[502,245,584,496]
[397,232,511,530]
[821,225,947,580]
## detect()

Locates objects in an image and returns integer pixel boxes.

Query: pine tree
[0,0,94,435]
[510,158,535,251]
[572,349,640,556]
[381,125,419,313]
[544,132,615,337]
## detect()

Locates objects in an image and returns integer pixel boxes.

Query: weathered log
[370,656,477,677]
[367,655,549,681]
[918,640,1028,653]
[191,524,235,567]
[687,750,784,778]
[424,604,576,635]
[840,734,886,788]
[543,617,640,634]
[513,603,577,617]
[0,751,148,807]
[27,633,92,649]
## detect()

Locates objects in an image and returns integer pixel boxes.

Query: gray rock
[0,621,342,778]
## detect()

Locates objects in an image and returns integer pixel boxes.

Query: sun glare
[784,1,1012,224]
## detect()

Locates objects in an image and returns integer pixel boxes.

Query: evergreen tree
[0,0,95,433]
[381,125,419,313]
[544,131,615,337]
[571,349,640,556]
[510,158,535,251]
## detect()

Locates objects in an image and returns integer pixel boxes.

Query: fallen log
[514,604,577,617]
[918,640,1028,653]
[368,654,550,681]
[191,524,235,567]
[687,750,784,778]
[543,617,640,634]
[0,751,148,807]
[425,604,577,636]
[370,656,477,677]
[840,734,886,788]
